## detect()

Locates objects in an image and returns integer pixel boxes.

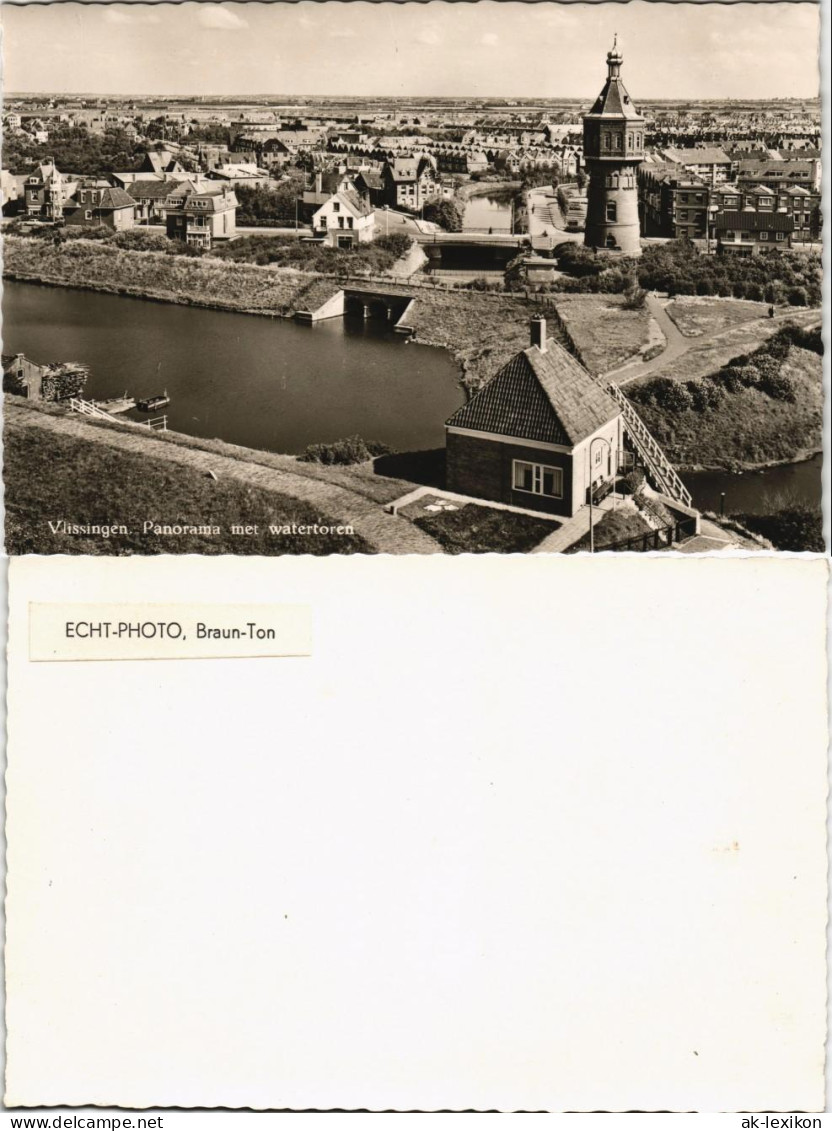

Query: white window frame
[759,231,769,241]
[512,459,564,500]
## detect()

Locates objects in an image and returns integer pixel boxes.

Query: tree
[423,200,463,232]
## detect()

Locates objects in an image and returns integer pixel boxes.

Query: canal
[2,280,465,456]
[462,193,513,234]
[684,453,823,517]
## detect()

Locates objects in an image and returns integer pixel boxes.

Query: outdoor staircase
[68,397,118,423]
[595,381,693,509]
[608,382,693,508]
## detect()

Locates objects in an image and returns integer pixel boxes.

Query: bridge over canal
[294,282,418,334]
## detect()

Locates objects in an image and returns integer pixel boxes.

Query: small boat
[97,393,136,414]
[137,390,170,412]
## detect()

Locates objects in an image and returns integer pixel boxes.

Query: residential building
[208,163,272,189]
[165,184,237,248]
[736,157,821,192]
[139,148,186,175]
[23,159,77,221]
[638,165,710,239]
[63,182,137,230]
[381,155,439,210]
[445,318,623,518]
[126,177,185,224]
[659,146,734,185]
[300,170,360,223]
[710,182,819,244]
[583,39,645,255]
[714,209,793,255]
[311,190,375,248]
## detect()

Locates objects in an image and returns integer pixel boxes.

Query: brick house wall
[446,431,575,518]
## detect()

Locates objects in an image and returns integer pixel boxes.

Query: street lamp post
[588,435,613,555]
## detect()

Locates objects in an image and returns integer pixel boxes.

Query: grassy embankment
[4,414,371,556]
[627,327,823,471]
[4,235,543,389]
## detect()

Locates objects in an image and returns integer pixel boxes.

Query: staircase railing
[598,382,693,509]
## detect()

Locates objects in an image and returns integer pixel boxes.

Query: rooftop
[446,339,620,447]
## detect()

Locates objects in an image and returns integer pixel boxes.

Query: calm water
[462,194,513,233]
[684,453,823,516]
[2,281,464,455]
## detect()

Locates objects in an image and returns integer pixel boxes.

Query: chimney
[530,316,547,353]
[315,171,322,194]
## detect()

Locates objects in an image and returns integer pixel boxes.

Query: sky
[0,1,822,100]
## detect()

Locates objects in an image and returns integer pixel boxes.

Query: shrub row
[297,436,392,466]
[628,320,814,414]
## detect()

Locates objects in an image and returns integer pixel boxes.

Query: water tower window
[606,201,617,223]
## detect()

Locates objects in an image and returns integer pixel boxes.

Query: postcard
[0,0,824,557]
[1,0,829,1115]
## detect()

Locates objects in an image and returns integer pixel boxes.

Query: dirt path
[7,404,443,556]
[607,299,819,387]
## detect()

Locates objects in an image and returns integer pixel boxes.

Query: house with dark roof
[63,182,137,230]
[445,318,623,518]
[714,209,793,256]
[126,177,184,224]
[139,148,186,176]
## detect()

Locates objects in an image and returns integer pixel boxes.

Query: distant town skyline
[1,1,822,100]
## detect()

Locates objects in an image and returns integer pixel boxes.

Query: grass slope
[664,297,773,338]
[4,421,371,556]
[552,294,655,374]
[633,308,820,386]
[632,347,822,469]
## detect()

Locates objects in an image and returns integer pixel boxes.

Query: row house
[165,184,237,249]
[311,190,375,248]
[714,210,793,256]
[432,147,489,176]
[63,182,137,231]
[736,157,821,193]
[712,183,820,244]
[24,160,78,221]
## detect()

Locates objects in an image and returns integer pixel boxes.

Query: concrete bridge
[294,285,417,335]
